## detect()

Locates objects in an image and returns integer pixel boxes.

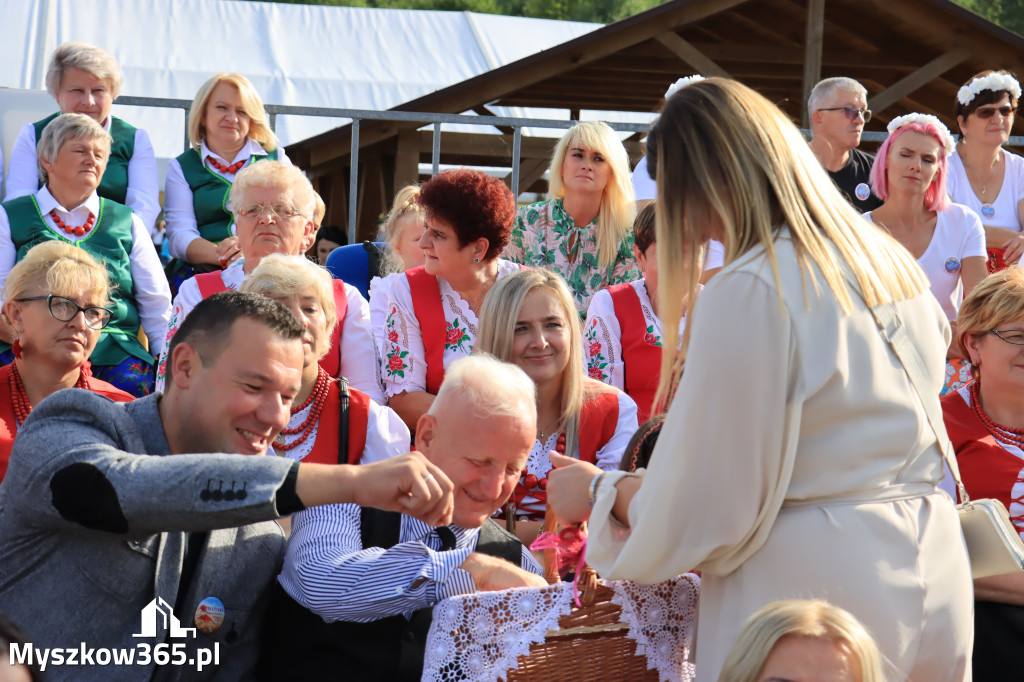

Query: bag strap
[839,265,970,504]
[338,377,350,466]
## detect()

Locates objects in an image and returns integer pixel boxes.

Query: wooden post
[801,0,825,129]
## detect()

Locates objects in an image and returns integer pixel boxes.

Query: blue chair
[325,242,388,299]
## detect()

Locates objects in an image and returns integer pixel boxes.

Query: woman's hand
[215,236,242,268]
[1001,233,1024,266]
[546,452,602,526]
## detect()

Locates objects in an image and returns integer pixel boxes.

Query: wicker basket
[503,508,665,681]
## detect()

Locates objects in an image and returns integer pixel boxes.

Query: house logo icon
[133,597,197,638]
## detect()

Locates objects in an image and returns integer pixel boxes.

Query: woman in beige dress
[547,78,973,681]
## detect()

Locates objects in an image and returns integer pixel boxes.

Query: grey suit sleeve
[5,391,296,538]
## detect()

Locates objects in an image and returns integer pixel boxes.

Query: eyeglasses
[15,295,112,330]
[974,106,1017,120]
[989,329,1024,345]
[237,204,304,220]
[817,107,872,122]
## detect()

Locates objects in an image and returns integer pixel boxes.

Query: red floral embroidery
[446,326,464,345]
[588,366,604,380]
[388,354,404,372]
[644,332,658,346]
[388,330,399,343]
[589,342,602,357]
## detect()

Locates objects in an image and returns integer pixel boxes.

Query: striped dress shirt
[278,502,542,622]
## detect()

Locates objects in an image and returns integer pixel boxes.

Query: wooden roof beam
[654,31,731,77]
[471,106,516,135]
[868,47,970,113]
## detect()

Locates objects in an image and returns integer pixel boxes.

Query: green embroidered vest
[175,146,279,245]
[33,114,136,205]
[2,195,152,366]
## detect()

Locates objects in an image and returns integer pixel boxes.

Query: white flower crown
[887,113,955,156]
[957,72,1021,106]
[664,75,706,99]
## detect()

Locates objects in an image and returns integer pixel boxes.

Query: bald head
[415,355,536,528]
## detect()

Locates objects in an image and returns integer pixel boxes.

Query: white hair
[808,77,867,117]
[429,354,536,421]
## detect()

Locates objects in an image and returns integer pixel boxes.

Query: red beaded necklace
[207,156,246,175]
[970,380,1024,449]
[274,367,330,452]
[48,209,95,237]
[510,430,567,518]
[9,360,89,427]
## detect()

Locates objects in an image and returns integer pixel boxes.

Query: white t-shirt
[947,149,1024,231]
[864,203,986,321]
[631,156,657,201]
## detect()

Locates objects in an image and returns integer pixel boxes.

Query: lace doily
[422,574,700,682]
[608,574,700,682]
[423,582,573,682]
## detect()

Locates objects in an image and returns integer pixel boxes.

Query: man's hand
[295,452,454,527]
[352,453,454,526]
[460,552,548,591]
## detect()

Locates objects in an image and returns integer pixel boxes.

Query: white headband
[664,75,706,100]
[957,72,1021,107]
[886,113,955,157]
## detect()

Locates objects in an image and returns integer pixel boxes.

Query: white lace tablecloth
[422,573,700,682]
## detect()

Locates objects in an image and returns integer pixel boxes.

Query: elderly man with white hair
[0,113,170,397]
[808,76,883,212]
[263,353,547,682]
[156,160,382,402]
[5,42,160,232]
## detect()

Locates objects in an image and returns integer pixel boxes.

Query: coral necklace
[274,366,330,452]
[207,156,246,175]
[970,380,1024,450]
[511,431,568,518]
[10,360,89,426]
[49,209,95,237]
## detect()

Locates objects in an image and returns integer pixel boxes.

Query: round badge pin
[945,257,961,274]
[194,597,225,634]
[981,203,996,219]
[855,183,871,201]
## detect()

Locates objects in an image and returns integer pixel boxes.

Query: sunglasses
[817,107,872,122]
[974,106,1017,119]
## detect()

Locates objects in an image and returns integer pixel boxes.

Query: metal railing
[115,96,651,243]
[114,95,1024,243]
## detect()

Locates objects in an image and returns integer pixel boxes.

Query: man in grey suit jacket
[0,291,453,681]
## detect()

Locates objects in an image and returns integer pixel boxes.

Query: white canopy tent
[0,0,605,190]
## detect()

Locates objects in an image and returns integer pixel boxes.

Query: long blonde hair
[548,122,636,269]
[476,270,585,455]
[647,78,929,408]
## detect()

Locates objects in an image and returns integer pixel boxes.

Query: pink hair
[869,122,951,211]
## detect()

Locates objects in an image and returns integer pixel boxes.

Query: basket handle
[542,504,599,605]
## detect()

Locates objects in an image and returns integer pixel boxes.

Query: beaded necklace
[48,209,95,237]
[274,366,330,452]
[207,156,246,175]
[969,380,1024,450]
[10,361,89,426]
[509,431,567,518]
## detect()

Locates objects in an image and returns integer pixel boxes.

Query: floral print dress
[504,199,641,316]
[377,259,523,397]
